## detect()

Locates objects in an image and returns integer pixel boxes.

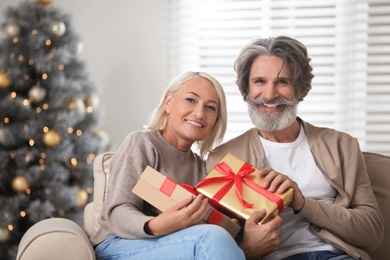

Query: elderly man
[207,36,384,260]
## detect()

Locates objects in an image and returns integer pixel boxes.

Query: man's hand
[145,194,208,236]
[239,209,282,259]
[259,167,305,212]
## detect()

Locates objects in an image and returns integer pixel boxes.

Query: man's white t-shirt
[260,125,342,259]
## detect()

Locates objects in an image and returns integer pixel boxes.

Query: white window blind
[166,0,390,155]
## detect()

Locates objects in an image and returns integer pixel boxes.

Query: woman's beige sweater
[90,130,206,246]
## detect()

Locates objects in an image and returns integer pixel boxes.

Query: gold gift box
[197,153,293,224]
[132,166,241,237]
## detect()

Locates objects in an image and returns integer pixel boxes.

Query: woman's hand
[144,194,209,236]
[259,167,305,212]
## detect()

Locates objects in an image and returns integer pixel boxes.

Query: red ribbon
[159,177,176,196]
[196,162,285,214]
[207,208,225,225]
[180,183,224,225]
[181,183,199,195]
[159,180,225,225]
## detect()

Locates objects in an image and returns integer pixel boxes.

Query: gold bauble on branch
[0,70,11,89]
[44,188,52,196]
[84,94,100,111]
[0,227,10,242]
[95,129,110,147]
[43,129,61,147]
[4,21,21,38]
[67,97,86,112]
[0,128,5,144]
[37,0,53,5]
[76,188,89,207]
[12,175,29,193]
[28,83,46,102]
[75,42,84,56]
[52,21,66,37]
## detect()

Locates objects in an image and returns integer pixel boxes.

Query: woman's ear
[164,93,172,114]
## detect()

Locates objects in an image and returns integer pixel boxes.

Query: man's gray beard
[246,97,298,132]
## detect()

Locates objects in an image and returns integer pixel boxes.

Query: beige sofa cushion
[363,152,390,259]
[84,152,113,238]
[17,218,95,260]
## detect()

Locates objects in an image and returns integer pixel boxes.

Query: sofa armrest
[17,218,95,260]
[363,152,390,259]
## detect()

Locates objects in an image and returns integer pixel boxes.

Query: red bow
[196,162,284,214]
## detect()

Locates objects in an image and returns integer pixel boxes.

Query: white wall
[0,0,168,149]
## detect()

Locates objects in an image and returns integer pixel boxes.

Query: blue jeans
[283,250,354,260]
[95,224,245,260]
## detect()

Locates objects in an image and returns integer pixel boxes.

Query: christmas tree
[0,0,110,258]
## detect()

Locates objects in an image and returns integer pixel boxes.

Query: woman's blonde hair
[147,71,227,157]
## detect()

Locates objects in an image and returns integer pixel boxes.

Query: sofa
[16,151,390,260]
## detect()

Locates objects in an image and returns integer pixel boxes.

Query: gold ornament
[67,98,86,115]
[28,83,46,102]
[37,0,53,5]
[12,176,29,193]
[84,95,99,113]
[0,70,11,89]
[44,188,52,196]
[85,95,99,107]
[52,21,66,37]
[75,42,84,56]
[43,129,61,147]
[76,188,89,207]
[95,129,110,147]
[0,227,10,242]
[0,128,5,144]
[4,21,20,38]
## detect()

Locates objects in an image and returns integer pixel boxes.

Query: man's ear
[164,93,172,114]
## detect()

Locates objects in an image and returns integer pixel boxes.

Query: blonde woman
[90,71,245,259]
